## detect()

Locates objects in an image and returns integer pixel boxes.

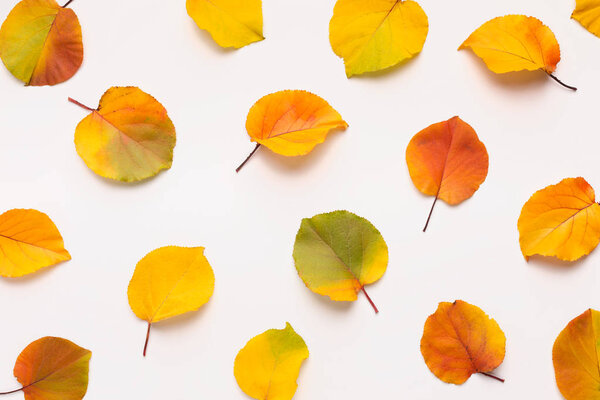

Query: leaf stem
[546,72,577,91]
[143,322,151,357]
[0,387,24,395]
[480,372,505,383]
[361,286,379,314]
[235,143,261,173]
[423,196,438,232]
[68,97,95,112]
[62,0,74,7]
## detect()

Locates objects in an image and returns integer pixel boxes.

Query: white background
[0,0,598,398]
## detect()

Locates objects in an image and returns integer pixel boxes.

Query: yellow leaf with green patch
[329,0,429,77]
[234,323,308,400]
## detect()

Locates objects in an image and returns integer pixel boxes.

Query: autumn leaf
[0,209,70,278]
[553,309,600,400]
[459,15,577,90]
[293,210,388,313]
[420,300,506,384]
[406,116,488,232]
[127,246,215,357]
[186,0,263,49]
[236,90,348,172]
[572,0,600,38]
[0,0,83,86]
[0,337,91,400]
[69,87,176,183]
[329,0,429,77]
[234,323,308,400]
[518,177,600,262]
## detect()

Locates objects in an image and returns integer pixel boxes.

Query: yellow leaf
[186,0,264,49]
[127,246,215,356]
[70,87,177,183]
[329,0,429,77]
[0,0,83,86]
[459,15,560,74]
[572,0,600,38]
[236,90,348,172]
[459,15,576,90]
[234,323,309,400]
[0,209,70,278]
[518,177,600,262]
[553,309,600,400]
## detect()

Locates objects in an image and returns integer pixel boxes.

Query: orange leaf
[420,300,506,385]
[70,87,177,182]
[553,309,600,400]
[458,15,576,90]
[236,90,348,172]
[0,0,83,86]
[405,116,488,231]
[0,337,91,400]
[0,209,71,278]
[518,177,600,262]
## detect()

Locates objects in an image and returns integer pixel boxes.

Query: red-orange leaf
[406,116,488,231]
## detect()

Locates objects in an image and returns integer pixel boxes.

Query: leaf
[517,177,600,262]
[127,246,215,356]
[420,300,506,385]
[329,0,429,77]
[0,336,91,400]
[236,90,348,172]
[234,323,308,400]
[405,116,488,232]
[186,0,264,49]
[0,0,83,86]
[572,0,600,38]
[553,309,600,400]
[292,210,388,313]
[0,209,70,278]
[458,15,577,90]
[70,87,177,183]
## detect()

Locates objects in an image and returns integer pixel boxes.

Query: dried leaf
[572,0,600,38]
[406,116,488,231]
[553,309,600,400]
[459,15,576,90]
[127,246,215,356]
[0,0,83,86]
[236,90,347,172]
[329,0,428,77]
[518,177,600,262]
[420,300,506,384]
[187,0,264,48]
[293,210,388,313]
[70,87,176,182]
[0,337,91,400]
[0,209,70,278]
[234,323,308,400]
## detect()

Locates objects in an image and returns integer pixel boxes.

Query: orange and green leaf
[0,337,91,400]
[70,87,176,183]
[420,300,506,385]
[0,0,83,86]
[406,116,488,231]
